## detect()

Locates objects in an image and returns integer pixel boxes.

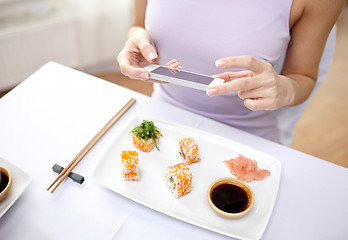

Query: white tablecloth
[0,62,347,240]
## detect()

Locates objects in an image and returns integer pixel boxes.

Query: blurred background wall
[0,0,132,91]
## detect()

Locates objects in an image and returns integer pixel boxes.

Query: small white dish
[0,155,32,218]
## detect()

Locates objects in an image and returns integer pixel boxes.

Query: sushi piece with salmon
[121,150,140,181]
[130,120,162,152]
[179,137,200,165]
[165,163,192,198]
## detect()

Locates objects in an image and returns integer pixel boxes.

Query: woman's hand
[117,27,158,80]
[207,56,296,111]
[117,27,182,82]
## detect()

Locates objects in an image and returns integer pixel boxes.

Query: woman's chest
[145,0,293,71]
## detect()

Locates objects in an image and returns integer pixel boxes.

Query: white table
[0,62,347,240]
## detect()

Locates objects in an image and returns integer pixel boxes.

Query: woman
[117,0,345,143]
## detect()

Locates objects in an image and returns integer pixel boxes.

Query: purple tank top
[145,0,293,142]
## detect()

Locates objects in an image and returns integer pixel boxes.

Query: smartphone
[144,64,224,91]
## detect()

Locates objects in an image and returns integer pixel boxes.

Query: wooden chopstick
[47,97,136,193]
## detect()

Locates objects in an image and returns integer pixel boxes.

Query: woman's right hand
[117,27,182,81]
[117,27,158,80]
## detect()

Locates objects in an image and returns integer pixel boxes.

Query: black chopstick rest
[52,164,85,184]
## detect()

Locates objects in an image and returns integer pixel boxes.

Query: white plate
[0,155,32,218]
[93,116,281,240]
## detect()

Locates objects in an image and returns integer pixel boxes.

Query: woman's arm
[281,0,346,105]
[117,0,156,80]
[117,0,181,80]
[208,0,345,111]
[128,0,147,37]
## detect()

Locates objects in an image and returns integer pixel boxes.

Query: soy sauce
[211,183,249,213]
[0,172,9,192]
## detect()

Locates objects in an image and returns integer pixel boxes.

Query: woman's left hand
[207,56,294,111]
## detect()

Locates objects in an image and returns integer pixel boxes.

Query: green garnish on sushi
[130,120,162,151]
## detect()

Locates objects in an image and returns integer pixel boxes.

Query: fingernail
[149,52,157,61]
[177,65,182,70]
[215,60,224,68]
[140,72,149,80]
[206,88,217,96]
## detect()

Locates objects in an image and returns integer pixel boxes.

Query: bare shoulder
[304,0,345,21]
[282,0,345,81]
[290,0,345,29]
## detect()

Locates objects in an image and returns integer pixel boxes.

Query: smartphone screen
[151,66,213,85]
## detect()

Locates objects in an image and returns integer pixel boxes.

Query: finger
[246,97,279,111]
[207,75,262,96]
[238,88,263,100]
[212,70,253,82]
[216,56,271,74]
[244,98,277,111]
[137,38,158,63]
[164,59,179,67]
[165,59,182,70]
[118,57,149,80]
[168,68,180,74]
[243,98,260,111]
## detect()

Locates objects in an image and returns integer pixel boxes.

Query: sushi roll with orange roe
[121,150,140,181]
[130,120,162,152]
[165,163,192,198]
[122,172,139,181]
[179,137,200,165]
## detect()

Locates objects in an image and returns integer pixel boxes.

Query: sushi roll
[130,120,162,152]
[165,163,192,198]
[121,150,140,181]
[122,171,140,181]
[179,137,200,165]
[121,150,138,174]
[132,136,158,153]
